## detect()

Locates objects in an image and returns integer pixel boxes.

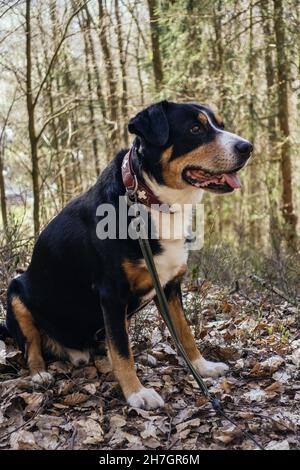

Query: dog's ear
[128,101,169,146]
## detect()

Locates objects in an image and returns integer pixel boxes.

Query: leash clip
[125,174,138,206]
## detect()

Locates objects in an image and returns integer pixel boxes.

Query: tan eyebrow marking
[198,112,208,126]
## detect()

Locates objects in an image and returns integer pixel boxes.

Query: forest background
[0,0,300,299]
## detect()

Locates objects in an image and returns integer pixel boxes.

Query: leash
[126,191,264,449]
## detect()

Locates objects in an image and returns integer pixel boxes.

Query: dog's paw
[31,371,54,386]
[67,349,90,367]
[193,357,229,378]
[127,387,164,410]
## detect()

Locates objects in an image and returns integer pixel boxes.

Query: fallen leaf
[94,357,111,374]
[82,383,97,395]
[109,429,126,446]
[176,418,200,433]
[144,437,161,449]
[10,430,40,450]
[198,424,210,433]
[57,380,75,396]
[261,355,285,371]
[52,403,69,409]
[139,353,157,367]
[124,432,142,445]
[220,301,233,314]
[264,381,284,394]
[243,388,266,402]
[82,366,98,380]
[250,357,284,377]
[0,340,6,366]
[220,379,233,394]
[213,424,241,444]
[141,421,157,439]
[291,349,300,368]
[173,407,198,425]
[127,407,151,419]
[162,344,177,356]
[19,392,43,414]
[272,370,290,384]
[35,415,65,432]
[265,439,290,450]
[77,418,104,445]
[62,392,89,406]
[109,414,127,429]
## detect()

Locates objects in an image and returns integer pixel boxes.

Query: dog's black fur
[5,101,252,407]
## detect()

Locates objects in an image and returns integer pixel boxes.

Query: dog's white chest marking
[141,206,190,301]
[137,180,202,301]
[141,239,188,301]
[154,239,188,285]
[151,203,192,281]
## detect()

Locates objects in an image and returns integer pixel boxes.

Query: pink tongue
[223,173,241,189]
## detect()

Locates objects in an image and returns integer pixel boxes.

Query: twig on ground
[249,274,299,309]
[68,425,77,450]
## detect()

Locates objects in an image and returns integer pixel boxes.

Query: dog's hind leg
[100,288,164,410]
[11,296,53,385]
[66,348,90,367]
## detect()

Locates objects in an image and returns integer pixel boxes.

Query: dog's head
[128,101,253,194]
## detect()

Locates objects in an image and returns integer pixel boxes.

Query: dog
[4,101,252,410]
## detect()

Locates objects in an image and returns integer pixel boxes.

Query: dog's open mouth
[182,167,242,193]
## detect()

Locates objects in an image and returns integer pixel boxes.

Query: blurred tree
[115,0,129,146]
[0,0,299,255]
[273,0,298,250]
[147,0,164,92]
[97,0,119,158]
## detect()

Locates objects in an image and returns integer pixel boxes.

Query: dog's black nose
[235,140,253,157]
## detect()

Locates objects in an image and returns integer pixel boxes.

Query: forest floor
[0,278,299,450]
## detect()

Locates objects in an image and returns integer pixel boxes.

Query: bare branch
[33,0,89,109]
[0,0,21,20]
[36,102,78,143]
[0,22,24,47]
[0,89,16,144]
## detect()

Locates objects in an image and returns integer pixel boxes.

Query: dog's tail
[0,322,11,340]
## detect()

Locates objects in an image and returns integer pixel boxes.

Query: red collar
[122,147,171,212]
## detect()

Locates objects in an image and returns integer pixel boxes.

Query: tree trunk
[63,51,83,197]
[273,0,298,250]
[260,0,281,254]
[212,1,226,237]
[212,1,225,112]
[0,93,15,240]
[0,141,8,239]
[135,32,145,107]
[115,0,129,146]
[147,0,163,92]
[248,0,259,246]
[80,11,100,176]
[84,3,109,152]
[26,0,40,237]
[98,0,119,158]
[48,0,66,208]
[38,0,65,209]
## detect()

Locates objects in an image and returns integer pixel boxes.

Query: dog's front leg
[100,290,164,410]
[159,281,229,378]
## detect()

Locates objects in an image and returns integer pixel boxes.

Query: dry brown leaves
[0,283,299,450]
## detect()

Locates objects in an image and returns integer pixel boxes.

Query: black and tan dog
[4,101,252,409]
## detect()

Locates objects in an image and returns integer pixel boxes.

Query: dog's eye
[190,125,202,135]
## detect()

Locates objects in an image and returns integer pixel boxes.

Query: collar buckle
[126,174,138,196]
[122,147,171,212]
